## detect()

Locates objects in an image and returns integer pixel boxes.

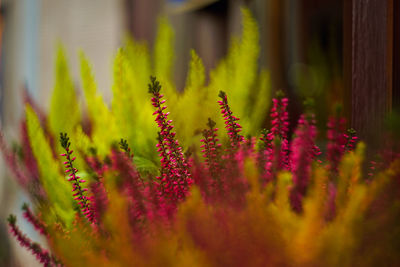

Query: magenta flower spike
[111,149,147,229]
[200,118,222,177]
[60,133,96,224]
[269,95,289,140]
[260,92,291,182]
[119,138,134,159]
[22,203,47,236]
[268,92,290,170]
[0,133,30,188]
[289,114,318,213]
[344,128,358,151]
[7,214,59,266]
[90,178,108,227]
[217,91,244,149]
[326,116,347,176]
[148,76,193,203]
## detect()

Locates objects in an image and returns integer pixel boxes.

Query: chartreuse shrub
[2,8,400,267]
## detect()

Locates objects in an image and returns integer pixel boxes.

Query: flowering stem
[119,138,134,159]
[218,91,244,149]
[268,92,290,171]
[344,128,358,151]
[200,118,222,180]
[289,114,318,213]
[149,76,192,202]
[60,133,95,224]
[7,214,61,266]
[22,203,47,236]
[326,116,347,177]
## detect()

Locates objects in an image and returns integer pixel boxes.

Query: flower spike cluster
[149,76,192,202]
[218,90,244,149]
[60,133,95,224]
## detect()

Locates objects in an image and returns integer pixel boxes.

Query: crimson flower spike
[60,133,95,224]
[344,128,358,151]
[268,90,290,170]
[289,114,318,213]
[22,203,47,236]
[149,76,192,201]
[7,214,61,266]
[326,113,347,177]
[258,128,271,169]
[119,138,134,159]
[218,91,244,149]
[200,118,222,178]
[269,91,289,140]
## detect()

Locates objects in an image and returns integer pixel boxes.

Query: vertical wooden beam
[343,0,352,121]
[348,0,393,148]
[125,0,163,46]
[267,0,286,92]
[393,0,400,109]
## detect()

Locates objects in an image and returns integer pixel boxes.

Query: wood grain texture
[351,0,393,147]
[393,0,400,109]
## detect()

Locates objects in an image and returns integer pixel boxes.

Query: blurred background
[0,0,397,265]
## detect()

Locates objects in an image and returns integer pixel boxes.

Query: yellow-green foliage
[46,8,270,165]
[25,106,74,225]
[154,17,175,86]
[48,45,80,142]
[167,8,270,147]
[79,52,118,156]
[76,8,269,161]
[111,47,158,159]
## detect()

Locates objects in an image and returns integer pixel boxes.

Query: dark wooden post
[393,0,400,109]
[125,0,163,46]
[344,0,394,149]
[267,0,286,92]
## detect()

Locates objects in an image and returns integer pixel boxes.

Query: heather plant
[2,8,400,267]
